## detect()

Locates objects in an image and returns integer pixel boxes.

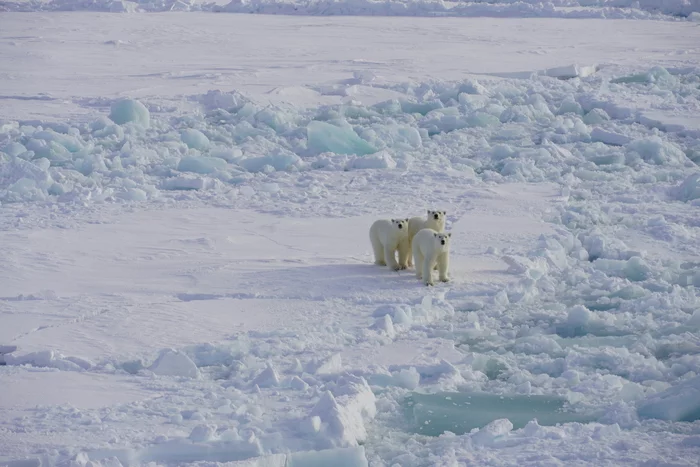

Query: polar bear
[412,228,451,286]
[369,218,410,271]
[407,210,446,268]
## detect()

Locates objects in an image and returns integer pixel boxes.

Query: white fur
[369,218,410,271]
[412,228,451,286]
[407,210,446,268]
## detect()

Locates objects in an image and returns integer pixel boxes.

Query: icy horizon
[2,0,700,19]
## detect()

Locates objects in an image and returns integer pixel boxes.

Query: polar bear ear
[442,210,447,215]
[427,209,432,215]
[433,232,437,237]
[405,218,409,222]
[447,233,452,238]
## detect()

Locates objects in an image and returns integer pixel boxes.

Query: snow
[2,3,700,467]
[309,375,377,448]
[148,349,201,379]
[590,127,632,146]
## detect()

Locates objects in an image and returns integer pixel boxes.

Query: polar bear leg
[438,252,450,282]
[406,237,414,268]
[414,250,424,279]
[370,231,386,266]
[384,243,400,271]
[397,238,410,270]
[422,254,435,286]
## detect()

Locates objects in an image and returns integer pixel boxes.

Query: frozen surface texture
[2,6,700,467]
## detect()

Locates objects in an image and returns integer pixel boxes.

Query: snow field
[0,186,559,465]
[1,9,700,467]
[4,13,700,124]
[2,63,700,464]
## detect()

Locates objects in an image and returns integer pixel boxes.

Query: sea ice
[237,151,301,173]
[582,108,611,125]
[309,375,376,448]
[181,129,211,150]
[286,446,368,467]
[590,128,632,146]
[109,99,150,127]
[400,99,444,116]
[637,376,700,422]
[346,151,397,170]
[627,136,688,165]
[1,142,28,157]
[162,175,218,191]
[372,314,396,338]
[406,392,598,436]
[673,173,700,202]
[307,353,343,375]
[544,64,597,80]
[307,121,377,156]
[252,363,280,388]
[611,66,677,88]
[178,155,228,174]
[148,349,200,379]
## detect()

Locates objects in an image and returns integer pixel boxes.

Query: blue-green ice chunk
[178,156,228,174]
[405,392,598,436]
[109,99,150,127]
[181,129,210,150]
[307,121,377,156]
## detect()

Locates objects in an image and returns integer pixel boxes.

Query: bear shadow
[177,262,429,303]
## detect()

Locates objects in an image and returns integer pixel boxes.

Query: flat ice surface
[0,184,555,360]
[1,13,700,121]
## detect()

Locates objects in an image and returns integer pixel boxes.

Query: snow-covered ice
[2,2,700,466]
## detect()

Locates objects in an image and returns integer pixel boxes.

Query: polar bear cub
[412,228,451,286]
[369,218,410,271]
[407,210,446,268]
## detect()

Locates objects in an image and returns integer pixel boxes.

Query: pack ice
[2,6,700,467]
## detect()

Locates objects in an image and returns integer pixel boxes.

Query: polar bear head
[427,210,447,222]
[391,218,409,231]
[433,231,452,249]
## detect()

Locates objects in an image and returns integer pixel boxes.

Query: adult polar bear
[407,210,446,268]
[369,218,410,271]
[412,228,451,286]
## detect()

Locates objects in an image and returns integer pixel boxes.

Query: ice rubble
[673,172,700,202]
[3,350,93,371]
[307,121,377,156]
[69,447,368,467]
[3,64,700,463]
[148,349,201,379]
[3,65,699,206]
[309,374,377,448]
